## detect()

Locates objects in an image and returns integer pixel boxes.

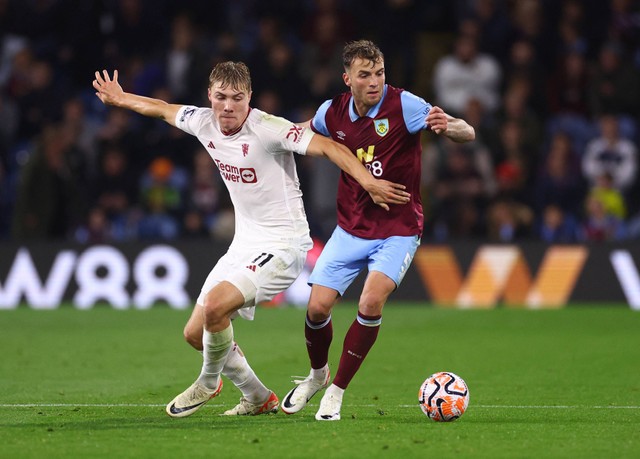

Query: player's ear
[342,72,350,87]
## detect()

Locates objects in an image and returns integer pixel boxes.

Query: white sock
[325,384,344,400]
[311,364,329,382]
[222,342,270,404]
[197,324,233,390]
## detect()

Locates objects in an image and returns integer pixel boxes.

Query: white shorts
[196,245,307,320]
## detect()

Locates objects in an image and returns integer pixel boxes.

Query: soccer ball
[418,371,469,422]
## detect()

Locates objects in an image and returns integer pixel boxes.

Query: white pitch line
[0,403,639,409]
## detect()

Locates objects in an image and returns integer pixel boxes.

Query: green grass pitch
[0,304,639,459]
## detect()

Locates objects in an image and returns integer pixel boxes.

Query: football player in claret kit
[93,61,410,417]
[281,40,475,421]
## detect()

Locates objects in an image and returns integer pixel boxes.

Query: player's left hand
[426,106,448,135]
[365,179,411,211]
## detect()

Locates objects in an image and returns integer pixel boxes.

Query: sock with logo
[332,312,381,389]
[197,324,233,391]
[305,313,333,371]
[222,341,270,404]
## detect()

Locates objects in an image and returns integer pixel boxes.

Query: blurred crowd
[1,0,640,244]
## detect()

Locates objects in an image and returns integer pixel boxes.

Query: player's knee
[183,326,203,351]
[358,293,385,316]
[201,298,227,327]
[307,301,332,322]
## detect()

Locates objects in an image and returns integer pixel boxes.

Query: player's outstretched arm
[306,134,411,211]
[426,106,475,143]
[93,70,182,127]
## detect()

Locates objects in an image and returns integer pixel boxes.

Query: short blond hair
[208,61,252,93]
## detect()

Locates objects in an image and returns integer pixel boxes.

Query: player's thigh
[368,234,420,289]
[250,246,307,304]
[197,246,306,319]
[201,281,247,326]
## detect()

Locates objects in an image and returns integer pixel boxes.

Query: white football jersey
[175,106,314,251]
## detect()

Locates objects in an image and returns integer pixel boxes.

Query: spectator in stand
[423,138,495,240]
[582,114,638,197]
[90,144,139,241]
[435,143,490,240]
[589,171,627,219]
[164,13,210,104]
[11,124,86,240]
[580,193,627,241]
[588,41,640,117]
[13,59,63,142]
[371,0,423,90]
[463,0,513,60]
[556,0,589,56]
[141,87,202,171]
[508,0,556,69]
[95,107,143,171]
[137,156,188,240]
[534,131,586,219]
[486,197,534,242]
[547,51,590,117]
[494,119,535,206]
[298,7,346,103]
[250,40,309,118]
[460,97,498,152]
[432,34,502,116]
[494,82,543,156]
[606,0,640,55]
[502,39,546,116]
[545,50,593,153]
[105,0,167,60]
[59,97,100,174]
[537,203,579,243]
[74,206,112,244]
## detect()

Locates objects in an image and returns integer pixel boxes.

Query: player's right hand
[93,70,124,106]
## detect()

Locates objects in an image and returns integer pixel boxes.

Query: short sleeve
[401,91,432,134]
[175,106,210,136]
[257,112,315,156]
[310,99,332,137]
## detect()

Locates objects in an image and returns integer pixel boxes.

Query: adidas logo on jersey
[207,141,216,149]
[246,265,256,272]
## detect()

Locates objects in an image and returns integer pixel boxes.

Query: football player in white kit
[93,62,410,417]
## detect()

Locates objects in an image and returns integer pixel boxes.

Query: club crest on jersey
[180,107,196,122]
[374,119,389,137]
[242,143,249,156]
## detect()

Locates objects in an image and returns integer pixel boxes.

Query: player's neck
[353,100,372,118]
